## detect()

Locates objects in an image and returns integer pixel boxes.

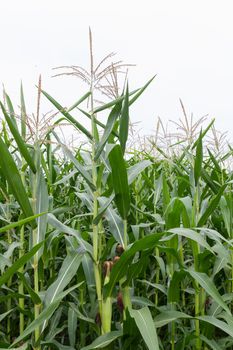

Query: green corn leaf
[200,335,222,350]
[94,195,114,225]
[127,160,152,185]
[94,101,122,161]
[168,270,186,303]
[198,184,227,226]
[154,311,233,339]
[42,253,83,332]
[129,75,156,106]
[68,307,78,347]
[20,82,27,140]
[154,310,192,328]
[53,132,95,190]
[194,130,203,185]
[0,102,36,173]
[0,212,46,234]
[207,148,222,173]
[17,272,41,305]
[40,340,75,350]
[0,241,44,287]
[41,89,93,139]
[11,284,79,347]
[0,136,35,219]
[188,269,231,315]
[0,308,15,322]
[3,343,29,350]
[167,228,213,252]
[201,168,219,194]
[47,214,93,255]
[34,168,49,260]
[104,232,163,298]
[198,315,233,338]
[4,92,18,131]
[67,91,91,112]
[98,197,124,245]
[119,84,129,154]
[109,144,130,219]
[78,107,119,138]
[93,88,140,113]
[191,119,215,150]
[80,330,123,350]
[129,307,160,350]
[44,252,83,306]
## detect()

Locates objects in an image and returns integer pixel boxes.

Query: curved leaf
[80,330,123,350]
[129,307,160,350]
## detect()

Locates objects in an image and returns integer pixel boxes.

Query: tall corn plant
[1,36,233,350]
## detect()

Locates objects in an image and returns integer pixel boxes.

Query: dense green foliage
[0,74,233,350]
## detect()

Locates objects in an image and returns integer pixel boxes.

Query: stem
[192,185,201,350]
[6,199,12,341]
[123,219,128,249]
[88,42,106,334]
[32,156,41,350]
[179,241,186,308]
[155,247,160,307]
[91,119,103,325]
[122,219,131,317]
[102,266,112,334]
[18,225,25,334]
[33,228,41,350]
[7,232,12,341]
[171,307,175,350]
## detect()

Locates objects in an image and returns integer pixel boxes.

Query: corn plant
[1,40,233,350]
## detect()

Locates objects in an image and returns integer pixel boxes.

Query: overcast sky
[0,0,233,142]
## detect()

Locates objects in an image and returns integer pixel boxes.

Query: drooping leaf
[198,315,233,338]
[167,228,213,252]
[98,197,124,246]
[47,214,93,255]
[11,285,79,346]
[44,252,83,307]
[53,132,95,190]
[154,310,192,328]
[80,330,123,350]
[104,232,163,298]
[0,241,44,287]
[0,308,14,322]
[0,212,46,234]
[0,136,35,219]
[129,307,160,350]
[17,272,41,305]
[127,160,152,185]
[188,269,231,315]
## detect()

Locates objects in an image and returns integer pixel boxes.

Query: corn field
[1,38,233,350]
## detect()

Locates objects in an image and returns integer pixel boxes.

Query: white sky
[0,0,233,142]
